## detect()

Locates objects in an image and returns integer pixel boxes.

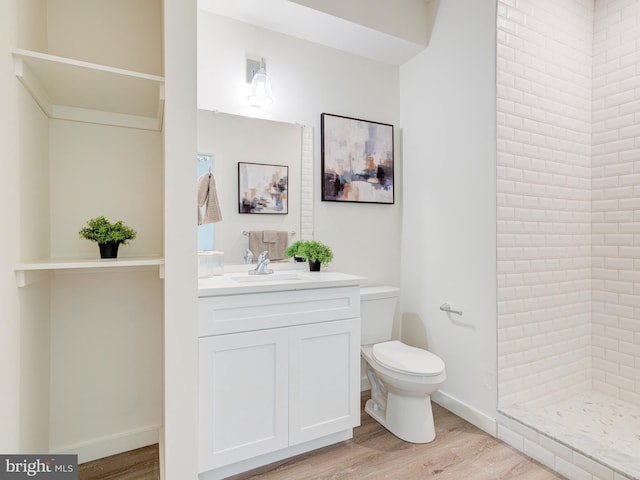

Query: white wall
[46,0,163,75]
[49,271,163,459]
[399,0,498,428]
[197,11,401,285]
[163,0,199,478]
[0,0,22,452]
[17,85,51,454]
[49,121,163,259]
[289,0,431,46]
[0,0,49,453]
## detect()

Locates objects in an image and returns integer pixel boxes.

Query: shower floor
[537,391,640,461]
[500,391,640,480]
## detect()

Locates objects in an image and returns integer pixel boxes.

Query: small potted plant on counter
[284,240,306,263]
[285,240,333,271]
[79,215,137,259]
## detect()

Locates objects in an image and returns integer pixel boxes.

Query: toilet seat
[372,341,445,376]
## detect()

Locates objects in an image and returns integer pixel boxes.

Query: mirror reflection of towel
[197,173,222,224]
[249,230,289,260]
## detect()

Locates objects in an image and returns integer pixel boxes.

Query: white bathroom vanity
[197,270,364,479]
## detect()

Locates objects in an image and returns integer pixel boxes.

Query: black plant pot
[99,242,120,259]
[308,260,321,272]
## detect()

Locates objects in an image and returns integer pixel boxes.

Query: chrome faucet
[249,250,273,275]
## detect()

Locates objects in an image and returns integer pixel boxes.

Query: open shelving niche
[12,48,166,287]
[11,48,165,131]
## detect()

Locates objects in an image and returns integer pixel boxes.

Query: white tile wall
[592,0,640,405]
[497,0,640,478]
[498,0,640,409]
[497,0,594,409]
[301,125,314,241]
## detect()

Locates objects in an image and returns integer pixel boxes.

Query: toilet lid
[372,341,445,376]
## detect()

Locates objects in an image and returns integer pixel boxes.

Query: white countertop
[198,269,365,297]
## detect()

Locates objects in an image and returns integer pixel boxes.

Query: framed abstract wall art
[321,113,394,204]
[238,162,288,214]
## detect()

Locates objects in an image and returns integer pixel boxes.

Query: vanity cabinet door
[288,318,361,446]
[199,329,289,472]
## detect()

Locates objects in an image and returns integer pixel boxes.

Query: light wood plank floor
[231,393,566,480]
[78,393,565,479]
[78,445,160,480]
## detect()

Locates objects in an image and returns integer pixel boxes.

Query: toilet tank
[360,285,400,345]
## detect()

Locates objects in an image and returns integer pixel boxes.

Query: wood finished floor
[231,394,566,480]
[78,393,565,479]
[78,444,160,480]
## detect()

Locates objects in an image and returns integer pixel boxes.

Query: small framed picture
[321,113,394,204]
[238,162,288,214]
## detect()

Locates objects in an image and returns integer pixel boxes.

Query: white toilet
[360,286,446,443]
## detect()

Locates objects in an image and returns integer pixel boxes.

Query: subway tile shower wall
[591,0,640,406]
[301,125,314,241]
[497,0,594,410]
[498,0,640,409]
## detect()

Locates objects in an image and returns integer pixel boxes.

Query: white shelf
[15,257,165,287]
[11,48,165,131]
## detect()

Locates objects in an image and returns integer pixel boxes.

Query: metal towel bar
[242,230,296,236]
[440,303,463,316]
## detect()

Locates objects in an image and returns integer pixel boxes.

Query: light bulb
[247,59,273,106]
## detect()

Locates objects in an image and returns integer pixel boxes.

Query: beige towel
[248,230,289,261]
[197,173,222,225]
[262,230,279,243]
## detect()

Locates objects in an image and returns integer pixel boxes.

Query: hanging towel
[197,173,223,225]
[263,230,288,260]
[248,230,289,261]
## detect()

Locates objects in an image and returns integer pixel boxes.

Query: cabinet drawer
[199,286,359,337]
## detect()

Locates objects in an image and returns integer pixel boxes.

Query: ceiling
[197,0,431,65]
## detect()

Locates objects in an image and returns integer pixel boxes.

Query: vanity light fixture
[247,57,273,107]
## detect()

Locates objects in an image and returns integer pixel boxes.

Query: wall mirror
[197,109,313,264]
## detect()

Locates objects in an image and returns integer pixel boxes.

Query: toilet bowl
[360,286,446,443]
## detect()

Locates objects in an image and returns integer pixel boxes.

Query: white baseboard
[432,391,497,437]
[52,425,161,464]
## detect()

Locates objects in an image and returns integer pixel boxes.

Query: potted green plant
[285,240,333,271]
[79,216,137,259]
[284,240,306,263]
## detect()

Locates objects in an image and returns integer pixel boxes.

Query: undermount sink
[230,273,311,283]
